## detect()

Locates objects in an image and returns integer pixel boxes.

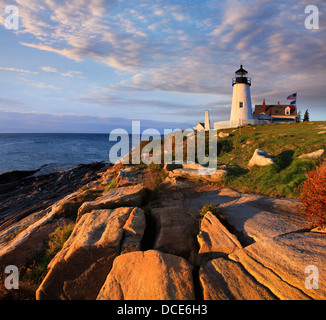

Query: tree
[296,110,301,123]
[303,109,310,122]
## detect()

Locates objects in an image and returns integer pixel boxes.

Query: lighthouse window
[239,102,243,108]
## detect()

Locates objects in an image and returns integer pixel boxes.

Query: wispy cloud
[18,77,62,90]
[0,66,38,74]
[41,66,84,78]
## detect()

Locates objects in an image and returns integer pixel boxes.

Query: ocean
[0,133,125,175]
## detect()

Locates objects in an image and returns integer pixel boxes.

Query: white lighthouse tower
[230,65,254,127]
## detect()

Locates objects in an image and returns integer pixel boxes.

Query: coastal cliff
[0,161,325,300]
[1,122,326,300]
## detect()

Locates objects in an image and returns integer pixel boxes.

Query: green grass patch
[209,122,326,197]
[23,222,75,284]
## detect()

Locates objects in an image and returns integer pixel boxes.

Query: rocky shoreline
[0,162,110,231]
[0,163,325,300]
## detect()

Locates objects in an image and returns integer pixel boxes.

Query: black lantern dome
[232,65,251,86]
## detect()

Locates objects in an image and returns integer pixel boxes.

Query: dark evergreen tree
[296,110,301,123]
[303,109,310,122]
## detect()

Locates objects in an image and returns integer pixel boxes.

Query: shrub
[299,162,326,227]
[142,164,166,194]
[199,204,220,220]
[194,203,222,236]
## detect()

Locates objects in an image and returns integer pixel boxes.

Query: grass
[207,121,326,198]
[215,122,325,166]
[0,222,75,300]
[23,222,75,284]
[103,177,117,192]
[223,158,319,197]
[126,121,326,198]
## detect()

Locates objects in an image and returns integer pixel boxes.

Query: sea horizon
[0,133,119,175]
[0,132,171,175]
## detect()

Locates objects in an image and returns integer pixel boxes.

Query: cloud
[1,0,325,123]
[18,77,62,90]
[0,66,38,74]
[73,91,197,111]
[41,66,84,78]
[20,43,86,61]
[41,66,58,73]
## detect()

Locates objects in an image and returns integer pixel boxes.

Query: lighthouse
[230,65,254,127]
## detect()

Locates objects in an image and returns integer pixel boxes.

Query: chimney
[262,99,266,113]
[204,110,210,131]
[277,101,280,106]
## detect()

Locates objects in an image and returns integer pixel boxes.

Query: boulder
[116,167,144,187]
[77,184,145,221]
[163,163,183,171]
[164,162,228,182]
[97,250,195,300]
[248,148,274,167]
[36,207,145,300]
[169,168,227,183]
[197,212,242,255]
[219,193,310,242]
[199,257,276,300]
[0,191,81,267]
[121,207,146,253]
[164,162,207,172]
[0,217,72,268]
[298,149,324,159]
[218,132,230,138]
[230,231,326,300]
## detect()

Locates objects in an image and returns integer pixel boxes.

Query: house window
[275,109,278,114]
[285,107,290,115]
[239,102,243,108]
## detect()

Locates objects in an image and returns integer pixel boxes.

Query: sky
[0,0,325,133]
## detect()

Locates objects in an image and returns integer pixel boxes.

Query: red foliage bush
[299,162,326,227]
